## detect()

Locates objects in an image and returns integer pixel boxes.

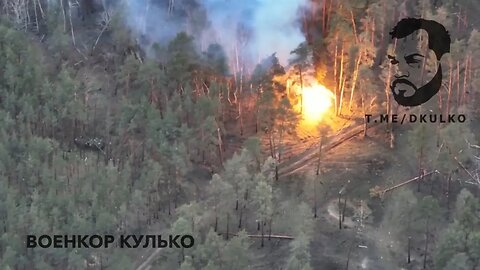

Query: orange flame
[297,83,334,125]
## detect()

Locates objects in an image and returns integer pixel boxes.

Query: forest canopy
[0,0,479,269]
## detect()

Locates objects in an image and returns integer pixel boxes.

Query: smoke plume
[122,0,310,70]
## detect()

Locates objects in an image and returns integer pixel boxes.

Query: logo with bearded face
[388,18,451,107]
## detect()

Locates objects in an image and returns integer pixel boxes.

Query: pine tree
[208,174,234,232]
[290,42,313,114]
[414,195,442,269]
[223,230,251,270]
[252,176,273,247]
[435,189,480,269]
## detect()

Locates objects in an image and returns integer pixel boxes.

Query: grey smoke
[122,0,310,70]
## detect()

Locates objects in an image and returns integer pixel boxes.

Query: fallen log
[382,171,437,194]
[453,156,480,186]
[444,142,480,185]
[219,232,294,240]
[370,171,439,198]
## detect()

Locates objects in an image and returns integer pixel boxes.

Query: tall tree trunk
[68,2,77,47]
[339,76,347,116]
[447,60,453,116]
[361,95,369,137]
[407,236,411,263]
[350,10,359,43]
[226,213,230,240]
[60,0,67,32]
[33,0,39,32]
[423,216,430,269]
[316,136,323,176]
[446,173,451,219]
[461,55,469,107]
[333,35,338,115]
[326,0,334,34]
[345,237,355,270]
[419,29,429,85]
[322,0,327,34]
[363,114,368,137]
[338,194,342,229]
[314,174,319,218]
[269,133,274,159]
[216,124,223,166]
[467,56,472,107]
[348,50,362,112]
[238,206,243,228]
[386,39,397,149]
[371,18,375,47]
[299,67,304,114]
[338,42,344,115]
[456,61,460,109]
[260,219,265,247]
[385,39,396,117]
[268,219,272,240]
[238,67,244,135]
[168,0,175,14]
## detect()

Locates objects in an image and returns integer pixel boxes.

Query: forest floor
[192,99,423,270]
[30,16,476,269]
[61,57,431,269]
[269,120,428,269]
[130,114,401,269]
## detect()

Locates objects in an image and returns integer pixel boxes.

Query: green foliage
[47,23,70,58]
[443,253,471,270]
[116,54,141,94]
[252,179,273,222]
[286,232,312,270]
[223,149,254,203]
[435,189,480,269]
[208,174,234,218]
[293,202,315,237]
[467,29,480,106]
[194,228,251,270]
[2,1,479,269]
[195,228,224,267]
[110,8,135,52]
[138,58,165,96]
[202,261,220,270]
[408,123,436,168]
[277,97,299,134]
[105,250,134,270]
[222,230,251,270]
[414,195,442,225]
[290,42,312,68]
[166,32,199,89]
[45,4,64,35]
[243,136,262,167]
[180,256,195,270]
[436,123,475,174]
[285,202,314,270]
[381,188,418,237]
[204,43,229,75]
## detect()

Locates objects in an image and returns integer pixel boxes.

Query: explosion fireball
[300,83,334,124]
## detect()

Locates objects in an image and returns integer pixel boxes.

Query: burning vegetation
[274,69,334,125]
[0,1,480,270]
